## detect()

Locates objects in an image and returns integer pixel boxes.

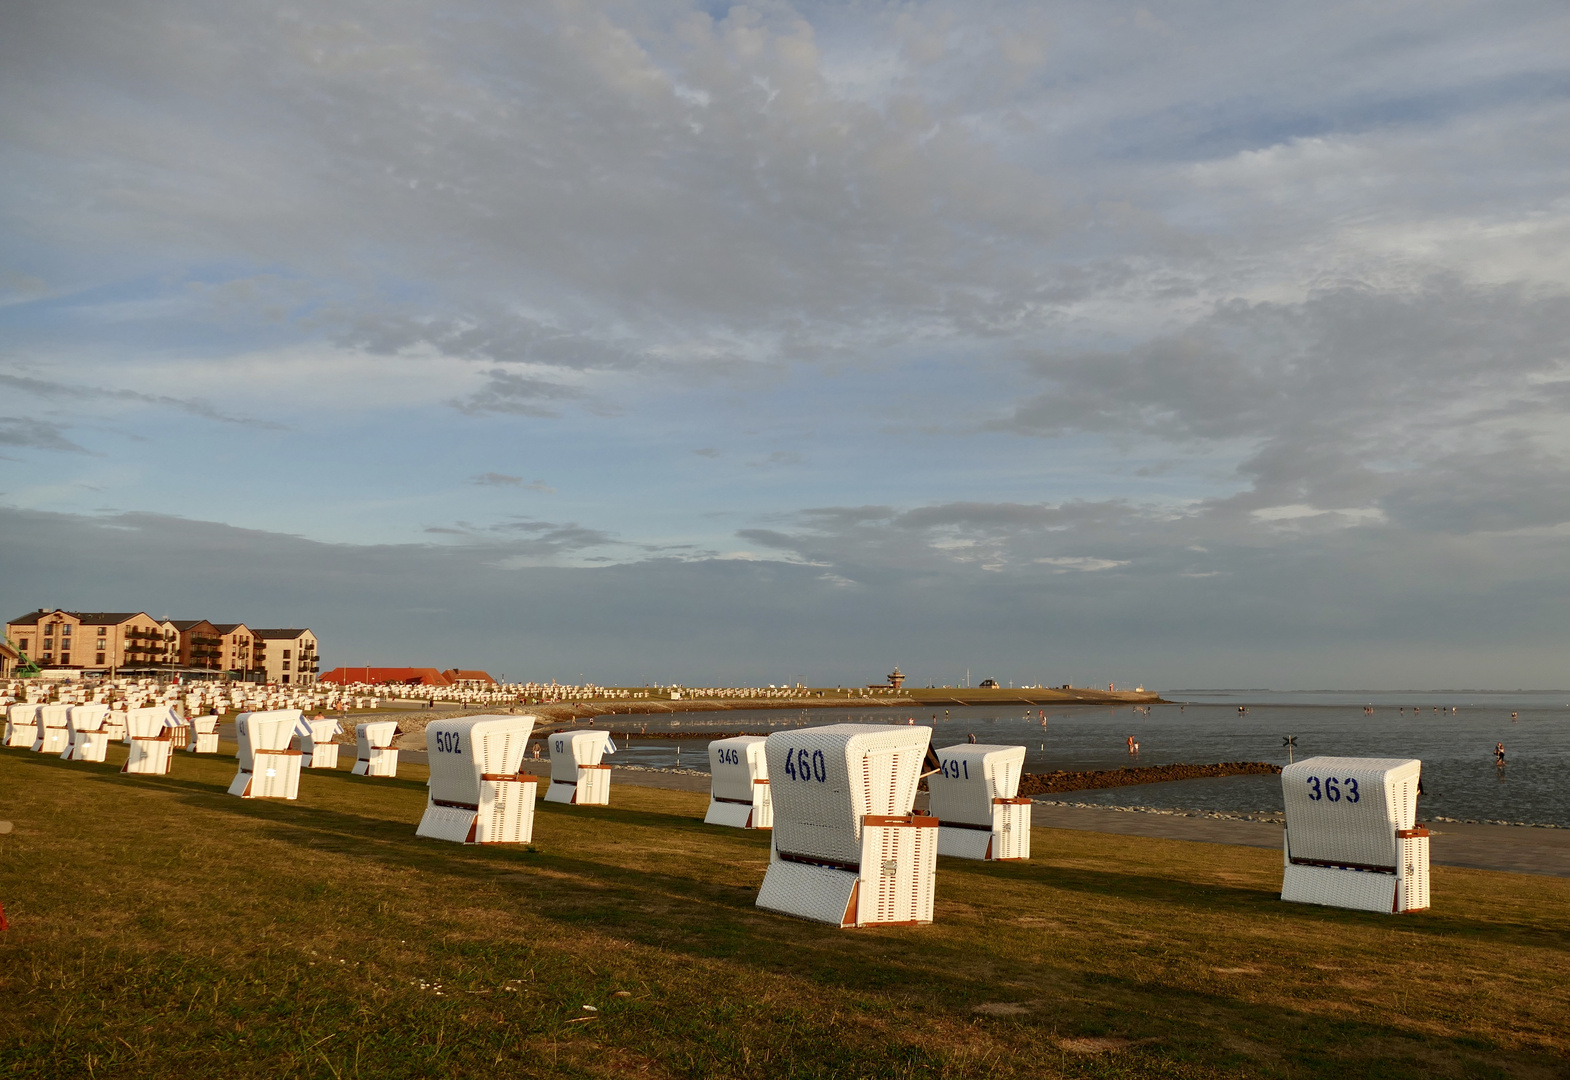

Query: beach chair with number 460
[756,724,938,928]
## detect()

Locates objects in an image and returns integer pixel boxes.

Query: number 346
[1306,775,1360,803]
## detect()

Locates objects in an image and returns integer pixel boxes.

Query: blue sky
[4,1,1570,688]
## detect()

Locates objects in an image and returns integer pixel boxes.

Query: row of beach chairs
[5,706,1428,924]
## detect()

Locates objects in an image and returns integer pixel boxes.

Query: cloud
[0,417,88,453]
[449,369,587,417]
[1034,557,1129,572]
[5,3,1570,687]
[747,451,803,468]
[0,372,285,429]
[6,503,1570,689]
[470,473,555,492]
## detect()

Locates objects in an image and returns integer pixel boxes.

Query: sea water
[602,690,1570,827]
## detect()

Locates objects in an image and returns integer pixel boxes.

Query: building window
[282,674,290,684]
[282,661,291,671]
[283,649,292,659]
[61,653,70,664]
[61,625,71,637]
[97,627,107,637]
[96,653,105,664]
[17,639,26,653]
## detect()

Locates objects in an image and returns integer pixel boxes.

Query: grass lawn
[0,746,1565,1079]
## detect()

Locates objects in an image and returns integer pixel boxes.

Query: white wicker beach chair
[927,743,1031,861]
[756,724,939,928]
[32,704,71,755]
[293,717,342,768]
[62,704,112,763]
[186,715,221,754]
[229,710,304,799]
[705,735,772,829]
[122,706,178,775]
[352,721,401,777]
[542,730,615,805]
[5,704,42,748]
[1280,756,1428,914]
[417,715,539,844]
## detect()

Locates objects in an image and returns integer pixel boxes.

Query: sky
[4,0,1570,689]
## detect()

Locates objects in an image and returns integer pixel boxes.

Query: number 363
[1305,775,1360,803]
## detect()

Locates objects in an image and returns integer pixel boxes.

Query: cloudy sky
[4,1,1569,688]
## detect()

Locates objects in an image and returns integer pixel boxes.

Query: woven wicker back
[708,735,768,802]
[928,744,1026,827]
[1282,756,1421,870]
[548,730,615,782]
[428,715,536,807]
[765,725,931,866]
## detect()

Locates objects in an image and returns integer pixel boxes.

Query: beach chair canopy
[1281,756,1421,871]
[427,715,536,808]
[764,724,931,867]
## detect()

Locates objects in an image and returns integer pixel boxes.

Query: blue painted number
[782,747,827,782]
[1306,776,1361,803]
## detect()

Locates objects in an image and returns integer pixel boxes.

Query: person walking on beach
[1495,742,1506,766]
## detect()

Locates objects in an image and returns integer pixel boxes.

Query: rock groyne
[1017,761,1281,796]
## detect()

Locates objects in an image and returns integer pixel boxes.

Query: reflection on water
[564,690,1570,827]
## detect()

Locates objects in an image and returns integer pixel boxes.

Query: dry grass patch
[1,746,1568,1079]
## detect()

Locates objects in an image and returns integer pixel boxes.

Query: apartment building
[253,628,319,685]
[5,608,318,680]
[5,610,178,670]
[213,623,256,673]
[171,620,224,670]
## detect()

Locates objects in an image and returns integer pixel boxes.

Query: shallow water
[587,690,1570,827]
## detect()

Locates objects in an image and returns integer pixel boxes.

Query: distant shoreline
[514,687,1165,723]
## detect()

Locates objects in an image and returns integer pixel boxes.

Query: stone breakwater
[1017,762,1282,796]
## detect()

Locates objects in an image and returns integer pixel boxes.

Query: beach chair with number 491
[927,743,1031,861]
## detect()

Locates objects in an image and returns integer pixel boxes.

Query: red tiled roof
[443,669,496,684]
[319,667,451,686]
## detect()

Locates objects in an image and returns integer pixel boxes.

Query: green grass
[0,746,1565,1079]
